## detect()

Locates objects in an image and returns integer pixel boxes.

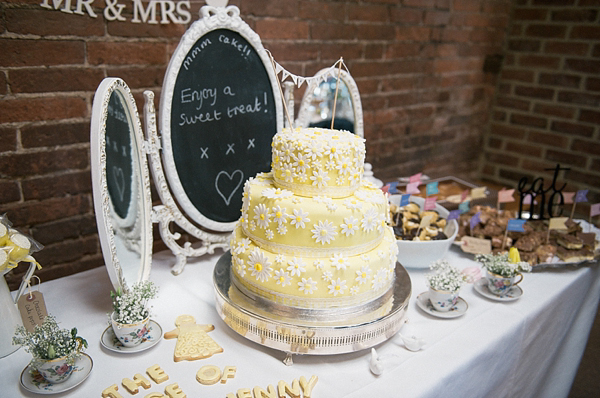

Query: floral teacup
[428,288,459,312]
[486,270,523,296]
[35,356,74,384]
[110,313,150,347]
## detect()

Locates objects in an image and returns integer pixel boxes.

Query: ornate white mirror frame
[295,68,382,187]
[143,4,283,274]
[91,78,153,290]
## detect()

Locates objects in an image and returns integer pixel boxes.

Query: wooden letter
[165,383,186,398]
[277,379,301,398]
[147,364,169,384]
[196,365,221,385]
[102,384,123,398]
[123,373,152,394]
[220,366,237,384]
[299,375,319,398]
[253,385,277,398]
[236,389,253,398]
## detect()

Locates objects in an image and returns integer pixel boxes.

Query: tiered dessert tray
[214,252,411,364]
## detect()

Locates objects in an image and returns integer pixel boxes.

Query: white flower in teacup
[426,260,467,293]
[475,248,531,278]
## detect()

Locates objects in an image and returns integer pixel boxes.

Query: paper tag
[471,186,487,199]
[17,291,48,332]
[549,217,568,230]
[460,236,492,255]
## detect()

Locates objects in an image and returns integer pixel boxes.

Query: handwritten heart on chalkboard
[112,166,126,202]
[215,170,244,206]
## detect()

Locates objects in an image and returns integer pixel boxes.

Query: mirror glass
[306,77,355,133]
[91,78,152,291]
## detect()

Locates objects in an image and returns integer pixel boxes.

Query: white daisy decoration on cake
[292,197,302,204]
[355,266,372,285]
[248,249,272,282]
[263,187,293,200]
[241,214,249,229]
[349,169,361,184]
[274,269,292,287]
[336,158,352,175]
[322,270,333,282]
[330,253,349,271]
[304,140,323,160]
[277,224,288,235]
[275,254,285,264]
[328,278,347,296]
[234,257,246,277]
[296,170,308,182]
[372,268,388,290]
[287,257,307,277]
[310,170,330,188]
[313,260,324,270]
[350,285,360,295]
[290,209,310,229]
[249,220,257,231]
[343,198,362,210]
[292,152,309,173]
[361,208,379,232]
[280,141,294,163]
[323,144,340,160]
[378,250,387,260]
[281,162,295,183]
[326,202,338,212]
[253,204,271,229]
[361,254,370,262]
[265,229,274,240]
[311,220,337,245]
[271,205,288,225]
[313,196,328,204]
[325,160,336,171]
[233,238,251,255]
[340,216,359,237]
[298,277,317,294]
[377,215,388,234]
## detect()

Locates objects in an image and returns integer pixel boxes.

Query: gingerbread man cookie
[164,315,223,362]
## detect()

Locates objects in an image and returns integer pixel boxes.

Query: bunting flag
[590,203,600,217]
[426,181,439,196]
[497,189,515,203]
[400,194,411,207]
[470,211,481,231]
[506,219,527,232]
[470,187,487,200]
[459,201,470,214]
[265,51,350,88]
[409,172,422,184]
[575,189,589,203]
[406,181,420,194]
[424,196,437,211]
[548,217,569,230]
[562,192,575,205]
[523,193,536,205]
[447,209,460,221]
[460,189,469,203]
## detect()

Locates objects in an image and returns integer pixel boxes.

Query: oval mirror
[91,78,153,291]
[296,68,364,137]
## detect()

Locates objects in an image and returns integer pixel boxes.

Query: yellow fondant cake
[230,127,397,309]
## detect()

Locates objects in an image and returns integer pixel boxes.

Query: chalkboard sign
[160,7,282,232]
[106,90,135,224]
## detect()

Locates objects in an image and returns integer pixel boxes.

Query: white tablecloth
[2,248,599,398]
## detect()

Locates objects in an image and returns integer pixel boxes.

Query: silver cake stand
[213,252,411,365]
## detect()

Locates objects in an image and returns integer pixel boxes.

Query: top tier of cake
[271,127,366,198]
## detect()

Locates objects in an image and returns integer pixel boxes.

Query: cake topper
[517,164,570,220]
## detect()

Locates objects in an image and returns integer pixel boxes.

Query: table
[1,247,599,398]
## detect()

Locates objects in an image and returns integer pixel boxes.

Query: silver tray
[213,252,411,363]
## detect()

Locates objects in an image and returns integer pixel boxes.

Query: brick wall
[482,0,600,218]
[2,0,514,288]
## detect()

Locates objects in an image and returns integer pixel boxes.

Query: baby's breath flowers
[426,260,467,293]
[110,281,158,324]
[475,249,531,278]
[12,315,88,369]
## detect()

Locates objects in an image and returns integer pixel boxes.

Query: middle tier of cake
[240,172,389,256]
